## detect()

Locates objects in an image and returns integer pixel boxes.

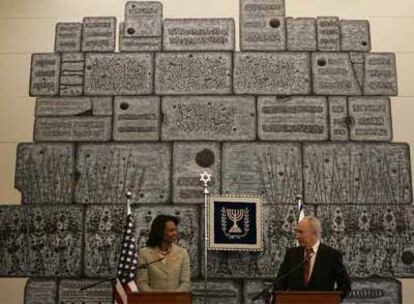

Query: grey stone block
[240,0,286,51]
[161,96,256,141]
[34,117,112,142]
[155,52,232,95]
[84,205,126,278]
[55,23,82,52]
[173,142,220,203]
[191,281,241,304]
[60,52,84,96]
[286,17,317,51]
[163,18,235,51]
[312,52,361,95]
[92,97,113,116]
[234,52,311,95]
[29,53,61,97]
[363,53,398,96]
[222,142,302,203]
[316,17,340,51]
[349,52,364,88]
[343,277,401,304]
[340,20,371,52]
[119,22,162,52]
[133,205,201,277]
[24,279,57,304]
[59,279,113,303]
[75,143,171,204]
[15,143,75,204]
[349,97,392,141]
[257,96,328,141]
[124,1,162,37]
[35,97,91,116]
[316,204,414,277]
[113,96,160,141]
[304,143,412,204]
[81,17,116,52]
[243,280,273,304]
[84,53,153,95]
[328,96,349,141]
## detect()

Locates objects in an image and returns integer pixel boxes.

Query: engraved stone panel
[24,279,57,304]
[349,52,364,88]
[349,97,392,141]
[113,96,160,141]
[316,204,414,277]
[35,97,91,116]
[312,52,361,95]
[119,22,162,52]
[133,205,200,277]
[340,20,371,52]
[81,17,116,52]
[84,53,153,96]
[163,18,235,51]
[84,205,126,278]
[191,281,241,304]
[29,53,61,97]
[55,23,82,52]
[363,53,398,96]
[59,279,113,303]
[286,18,317,51]
[124,1,162,37]
[92,97,113,116]
[161,96,256,141]
[173,142,220,203]
[328,96,349,141]
[316,17,340,51]
[258,96,328,141]
[155,52,232,95]
[243,280,273,304]
[240,0,286,51]
[304,143,412,204]
[234,52,311,95]
[75,143,171,204]
[343,277,401,304]
[34,117,112,142]
[60,52,84,96]
[15,143,75,204]
[222,143,302,203]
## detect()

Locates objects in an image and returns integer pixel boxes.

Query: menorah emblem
[227,209,244,234]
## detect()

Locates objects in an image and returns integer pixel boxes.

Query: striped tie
[304,248,314,286]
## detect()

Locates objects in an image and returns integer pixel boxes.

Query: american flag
[297,195,305,222]
[113,206,138,304]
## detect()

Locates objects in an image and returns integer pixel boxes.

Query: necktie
[304,248,314,286]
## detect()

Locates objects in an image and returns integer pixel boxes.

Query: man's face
[163,220,178,244]
[295,219,317,248]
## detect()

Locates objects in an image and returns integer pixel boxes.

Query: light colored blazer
[135,244,191,292]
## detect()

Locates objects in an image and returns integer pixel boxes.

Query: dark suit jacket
[273,243,351,301]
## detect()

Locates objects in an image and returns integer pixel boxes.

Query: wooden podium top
[126,292,192,304]
[274,291,342,304]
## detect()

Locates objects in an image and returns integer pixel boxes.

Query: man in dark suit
[273,216,351,301]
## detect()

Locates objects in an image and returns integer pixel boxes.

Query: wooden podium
[126,292,192,304]
[274,291,341,304]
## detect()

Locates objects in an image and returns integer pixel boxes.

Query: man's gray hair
[304,215,322,236]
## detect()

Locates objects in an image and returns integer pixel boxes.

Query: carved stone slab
[163,18,235,51]
[60,52,84,96]
[328,97,349,141]
[35,97,91,116]
[191,281,241,304]
[316,17,340,51]
[75,143,171,204]
[304,143,412,204]
[343,277,401,304]
[81,17,116,52]
[133,205,200,277]
[84,205,126,278]
[161,96,256,141]
[312,52,361,95]
[24,279,57,304]
[363,53,398,96]
[316,205,414,277]
[155,52,232,95]
[34,117,112,142]
[234,52,311,95]
[257,96,328,141]
[59,279,113,303]
[119,22,161,52]
[240,0,286,51]
[286,18,317,51]
[113,96,160,141]
[124,1,162,37]
[222,143,302,203]
[173,142,221,203]
[55,23,82,52]
[29,53,61,97]
[243,280,273,304]
[350,52,364,88]
[92,97,113,116]
[15,143,75,204]
[349,97,392,141]
[84,53,153,95]
[340,20,371,52]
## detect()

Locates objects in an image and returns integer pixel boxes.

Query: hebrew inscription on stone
[60,52,85,96]
[124,1,162,38]
[343,277,401,304]
[29,53,61,97]
[191,281,241,304]
[59,279,114,303]
[363,53,398,96]
[316,17,340,51]
[286,17,317,51]
[55,23,82,52]
[81,17,116,52]
[340,19,371,52]
[328,97,349,141]
[24,279,57,304]
[119,22,162,52]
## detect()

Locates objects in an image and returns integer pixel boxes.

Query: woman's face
[163,220,178,243]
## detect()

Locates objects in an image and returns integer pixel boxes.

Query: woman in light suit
[136,215,191,292]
